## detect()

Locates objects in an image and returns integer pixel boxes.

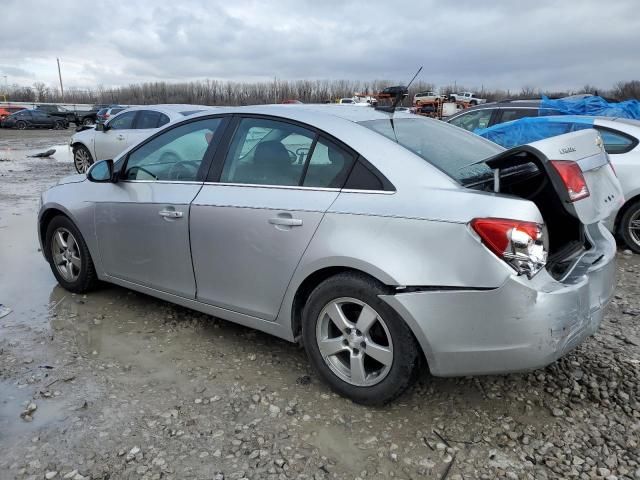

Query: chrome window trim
[202,181,341,192]
[119,180,203,185]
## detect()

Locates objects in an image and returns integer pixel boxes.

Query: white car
[71,105,207,173]
[413,91,440,104]
[448,92,487,105]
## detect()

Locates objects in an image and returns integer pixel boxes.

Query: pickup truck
[35,104,101,126]
[447,92,487,105]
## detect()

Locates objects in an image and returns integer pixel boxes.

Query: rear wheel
[73,145,94,174]
[54,121,65,130]
[45,215,98,293]
[16,120,27,130]
[619,199,640,253]
[82,117,94,126]
[302,272,421,405]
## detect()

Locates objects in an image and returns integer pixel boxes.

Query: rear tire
[16,120,27,130]
[619,199,640,253]
[82,117,94,126]
[301,272,421,405]
[54,121,64,130]
[73,145,94,174]
[45,215,98,293]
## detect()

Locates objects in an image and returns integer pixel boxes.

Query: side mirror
[87,159,114,182]
[95,122,109,132]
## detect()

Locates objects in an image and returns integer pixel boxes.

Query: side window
[123,118,223,182]
[135,110,163,129]
[108,111,136,130]
[17,111,30,118]
[448,109,492,131]
[158,113,170,127]
[595,128,636,154]
[499,108,538,123]
[220,118,315,186]
[303,138,355,188]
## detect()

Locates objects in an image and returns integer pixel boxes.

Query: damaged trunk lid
[486,129,623,226]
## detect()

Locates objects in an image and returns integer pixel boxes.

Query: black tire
[82,117,94,126]
[302,272,421,405]
[16,120,27,130]
[470,100,478,105]
[45,215,98,293]
[73,144,94,174]
[618,199,640,253]
[54,121,65,130]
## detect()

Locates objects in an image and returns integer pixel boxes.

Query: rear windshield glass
[359,118,503,184]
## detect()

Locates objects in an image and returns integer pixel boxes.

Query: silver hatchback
[38,105,622,404]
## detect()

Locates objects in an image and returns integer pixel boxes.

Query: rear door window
[220,118,315,186]
[499,108,539,123]
[136,110,163,129]
[303,138,355,188]
[448,109,493,131]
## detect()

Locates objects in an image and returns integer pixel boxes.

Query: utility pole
[57,58,64,101]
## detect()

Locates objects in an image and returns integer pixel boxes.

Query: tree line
[4,79,640,106]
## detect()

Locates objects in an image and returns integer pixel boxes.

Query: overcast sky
[1,0,639,92]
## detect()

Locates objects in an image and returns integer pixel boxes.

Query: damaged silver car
[38,105,622,404]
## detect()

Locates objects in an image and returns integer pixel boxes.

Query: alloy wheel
[315,297,393,387]
[74,149,91,173]
[50,227,82,282]
[628,209,640,249]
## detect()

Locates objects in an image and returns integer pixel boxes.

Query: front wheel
[54,121,65,130]
[16,120,27,130]
[45,216,98,293]
[302,272,421,405]
[82,117,94,126]
[619,199,640,253]
[73,145,94,174]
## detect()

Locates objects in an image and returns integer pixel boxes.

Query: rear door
[94,111,137,160]
[127,110,172,148]
[190,116,356,320]
[95,116,227,297]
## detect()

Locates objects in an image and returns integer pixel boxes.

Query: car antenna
[375,66,422,141]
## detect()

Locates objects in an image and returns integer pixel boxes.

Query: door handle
[268,217,303,227]
[159,209,183,219]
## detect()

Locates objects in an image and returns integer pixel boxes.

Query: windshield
[359,118,503,184]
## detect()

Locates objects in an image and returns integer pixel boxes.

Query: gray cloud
[1,0,639,90]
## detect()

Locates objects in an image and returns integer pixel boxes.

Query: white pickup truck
[448,92,487,105]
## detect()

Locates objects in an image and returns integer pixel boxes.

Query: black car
[445,99,562,131]
[2,110,68,130]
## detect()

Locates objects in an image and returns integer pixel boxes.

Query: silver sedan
[38,105,622,404]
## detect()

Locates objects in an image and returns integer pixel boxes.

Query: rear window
[359,118,502,184]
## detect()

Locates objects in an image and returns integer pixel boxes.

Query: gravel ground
[0,129,638,480]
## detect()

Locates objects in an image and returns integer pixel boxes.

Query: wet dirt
[0,129,639,480]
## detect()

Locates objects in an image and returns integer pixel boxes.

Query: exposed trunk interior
[467,150,589,278]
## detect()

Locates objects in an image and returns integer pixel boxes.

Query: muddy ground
[0,129,638,480]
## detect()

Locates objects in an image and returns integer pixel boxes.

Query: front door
[190,116,356,320]
[94,110,136,161]
[95,116,226,298]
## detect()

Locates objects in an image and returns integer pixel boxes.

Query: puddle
[0,379,70,440]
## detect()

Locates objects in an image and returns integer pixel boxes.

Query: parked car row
[39,104,621,405]
[1,109,69,129]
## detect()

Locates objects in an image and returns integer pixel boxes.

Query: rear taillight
[471,218,547,278]
[550,160,590,202]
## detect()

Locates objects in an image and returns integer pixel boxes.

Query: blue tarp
[540,95,640,119]
[475,116,594,149]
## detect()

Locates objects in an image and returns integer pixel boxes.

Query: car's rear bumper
[381,223,616,377]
